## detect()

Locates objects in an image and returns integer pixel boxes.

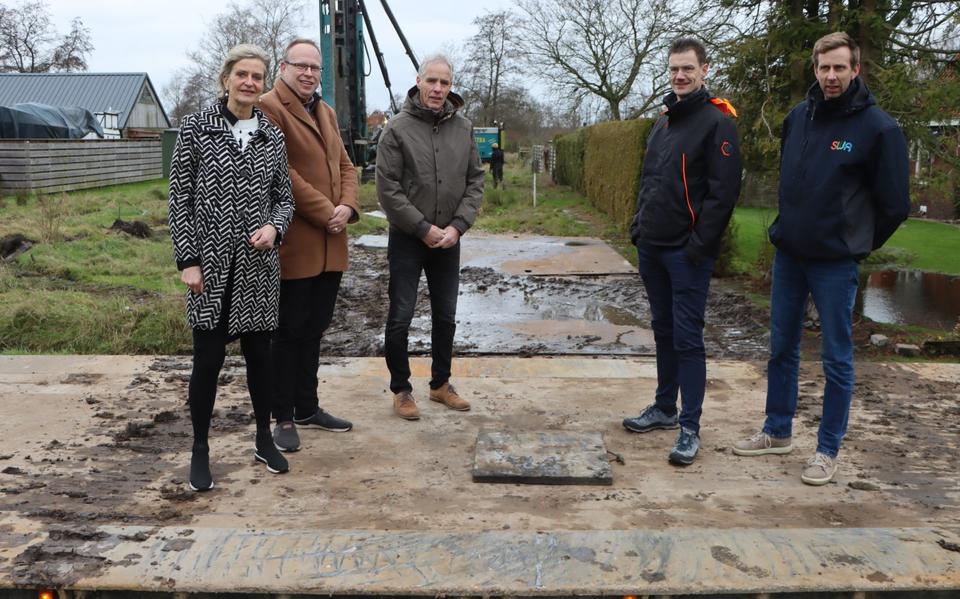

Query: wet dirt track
[326,234,770,359]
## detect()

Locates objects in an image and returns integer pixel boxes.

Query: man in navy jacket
[622,37,742,466]
[733,32,909,485]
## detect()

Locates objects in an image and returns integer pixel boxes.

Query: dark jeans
[271,271,343,422]
[384,230,460,393]
[190,326,273,446]
[491,165,503,188]
[763,250,858,457]
[636,242,715,433]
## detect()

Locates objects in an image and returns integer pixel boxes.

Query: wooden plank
[13,148,161,160]
[2,173,162,194]
[13,169,162,187]
[20,169,162,186]
[21,158,161,174]
[2,165,162,183]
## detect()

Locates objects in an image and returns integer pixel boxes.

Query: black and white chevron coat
[169,103,294,335]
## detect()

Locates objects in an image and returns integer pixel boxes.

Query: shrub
[583,119,653,230]
[553,128,589,193]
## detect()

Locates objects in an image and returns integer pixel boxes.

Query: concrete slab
[472,431,612,485]
[5,522,960,595]
[1,355,958,595]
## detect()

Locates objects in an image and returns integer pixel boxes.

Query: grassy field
[0,180,191,354]
[729,206,960,276]
[1,159,634,354]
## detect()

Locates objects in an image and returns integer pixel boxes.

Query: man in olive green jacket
[376,53,485,421]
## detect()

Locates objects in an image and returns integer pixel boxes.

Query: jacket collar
[806,76,874,119]
[401,85,464,125]
[197,102,270,136]
[662,86,710,119]
[273,78,323,133]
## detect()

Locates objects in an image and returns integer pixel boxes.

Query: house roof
[0,72,170,129]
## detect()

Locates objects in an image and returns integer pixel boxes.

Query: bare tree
[516,0,679,120]
[0,0,92,72]
[174,0,305,106]
[163,67,211,126]
[458,10,516,125]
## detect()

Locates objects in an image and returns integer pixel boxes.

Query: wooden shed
[0,72,171,138]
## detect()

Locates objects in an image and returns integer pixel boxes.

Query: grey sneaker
[801,452,838,486]
[732,430,793,456]
[272,421,301,452]
[622,404,679,433]
[668,427,700,465]
[294,408,352,432]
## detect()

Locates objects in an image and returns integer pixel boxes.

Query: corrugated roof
[0,72,170,128]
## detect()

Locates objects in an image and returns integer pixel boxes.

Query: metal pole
[533,171,537,208]
[358,0,399,114]
[378,0,420,71]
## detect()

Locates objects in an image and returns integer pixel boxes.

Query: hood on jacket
[806,76,875,119]
[402,85,465,123]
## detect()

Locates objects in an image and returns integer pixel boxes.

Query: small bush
[37,193,67,242]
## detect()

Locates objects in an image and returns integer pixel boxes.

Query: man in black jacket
[622,38,742,465]
[489,143,505,188]
[733,32,909,486]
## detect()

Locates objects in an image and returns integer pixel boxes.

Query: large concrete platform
[1,355,958,595]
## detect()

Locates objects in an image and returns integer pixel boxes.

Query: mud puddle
[324,241,770,359]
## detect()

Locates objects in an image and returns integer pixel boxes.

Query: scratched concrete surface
[1,355,959,594]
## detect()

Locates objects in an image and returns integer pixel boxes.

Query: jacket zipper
[681,153,695,231]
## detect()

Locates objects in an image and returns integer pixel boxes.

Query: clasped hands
[422,225,460,249]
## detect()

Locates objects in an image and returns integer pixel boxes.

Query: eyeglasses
[284,60,322,74]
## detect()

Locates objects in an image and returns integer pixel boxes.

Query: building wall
[123,82,169,131]
[0,139,162,194]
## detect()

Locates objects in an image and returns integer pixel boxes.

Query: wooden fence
[0,139,162,195]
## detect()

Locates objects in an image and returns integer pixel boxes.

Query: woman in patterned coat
[168,44,294,492]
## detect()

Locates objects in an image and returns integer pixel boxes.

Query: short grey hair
[418,53,454,81]
[218,44,270,101]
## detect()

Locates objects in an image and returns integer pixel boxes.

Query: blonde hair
[812,32,860,68]
[218,44,270,101]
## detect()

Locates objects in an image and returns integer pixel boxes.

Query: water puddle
[861,270,960,330]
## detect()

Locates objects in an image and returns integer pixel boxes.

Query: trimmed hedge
[553,128,588,193]
[553,119,653,229]
[583,119,653,229]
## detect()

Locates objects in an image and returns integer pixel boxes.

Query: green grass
[1,180,190,354]
[884,219,960,274]
[729,207,960,276]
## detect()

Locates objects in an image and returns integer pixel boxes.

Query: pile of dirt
[0,233,34,261]
[110,219,152,239]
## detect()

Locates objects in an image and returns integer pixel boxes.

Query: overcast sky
[41,0,514,112]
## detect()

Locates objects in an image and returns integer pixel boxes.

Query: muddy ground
[324,241,771,359]
[2,353,958,586]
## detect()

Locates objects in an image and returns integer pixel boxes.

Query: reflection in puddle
[861,270,960,330]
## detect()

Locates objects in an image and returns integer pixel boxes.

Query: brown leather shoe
[393,391,420,420]
[429,382,470,411]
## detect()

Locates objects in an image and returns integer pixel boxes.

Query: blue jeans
[384,231,460,394]
[636,242,715,433]
[763,249,858,457]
